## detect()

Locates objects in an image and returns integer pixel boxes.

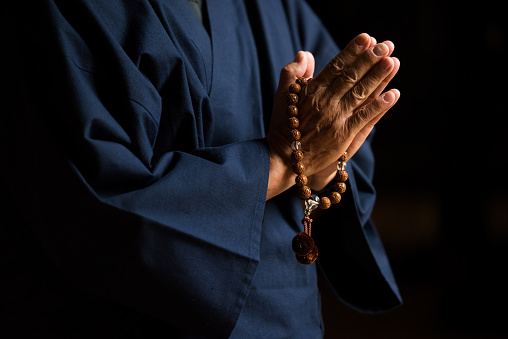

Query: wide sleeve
[286,0,402,312]
[3,1,268,338]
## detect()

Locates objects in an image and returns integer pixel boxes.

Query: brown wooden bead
[295,174,308,187]
[289,129,301,141]
[292,232,314,256]
[296,77,308,87]
[332,182,346,194]
[289,83,301,94]
[296,244,318,265]
[292,162,305,174]
[298,186,312,199]
[329,191,341,204]
[338,152,348,162]
[289,117,300,129]
[336,170,348,182]
[319,197,331,210]
[288,93,299,105]
[291,150,304,162]
[288,105,298,117]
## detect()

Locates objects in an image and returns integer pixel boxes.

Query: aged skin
[265,33,400,200]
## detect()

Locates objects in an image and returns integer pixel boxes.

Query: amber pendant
[295,244,318,265]
[292,232,314,256]
[292,232,318,265]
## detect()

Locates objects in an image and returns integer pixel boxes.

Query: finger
[369,39,393,55]
[339,55,395,112]
[383,40,394,55]
[276,51,314,103]
[327,42,390,100]
[345,89,400,135]
[358,57,400,109]
[278,51,310,85]
[346,89,400,158]
[313,33,371,86]
[302,51,315,78]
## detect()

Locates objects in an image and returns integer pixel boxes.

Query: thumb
[278,51,312,89]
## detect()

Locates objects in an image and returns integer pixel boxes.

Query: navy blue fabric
[2,0,401,337]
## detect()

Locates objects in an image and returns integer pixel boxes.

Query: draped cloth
[2,0,401,337]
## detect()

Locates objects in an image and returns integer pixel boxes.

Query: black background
[309,1,508,338]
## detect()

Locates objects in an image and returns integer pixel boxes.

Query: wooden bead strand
[288,77,349,265]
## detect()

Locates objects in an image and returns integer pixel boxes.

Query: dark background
[309,1,508,338]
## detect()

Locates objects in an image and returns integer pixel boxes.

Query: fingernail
[355,33,369,46]
[294,51,304,62]
[382,91,395,103]
[381,57,393,70]
[373,44,388,57]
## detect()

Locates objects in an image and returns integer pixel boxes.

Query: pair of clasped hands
[266,33,400,200]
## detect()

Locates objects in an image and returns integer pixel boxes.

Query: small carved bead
[338,152,348,162]
[298,186,312,199]
[295,244,318,265]
[333,182,346,194]
[291,150,304,162]
[289,117,300,129]
[296,77,308,87]
[288,93,299,105]
[288,105,298,117]
[292,162,305,174]
[329,191,341,204]
[289,129,301,141]
[289,83,301,94]
[292,232,314,256]
[295,174,308,187]
[336,170,348,182]
[319,197,331,210]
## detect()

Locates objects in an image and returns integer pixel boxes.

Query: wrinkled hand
[265,33,400,199]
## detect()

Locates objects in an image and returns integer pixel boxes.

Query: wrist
[266,141,295,200]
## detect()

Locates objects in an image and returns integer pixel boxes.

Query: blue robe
[2,0,401,337]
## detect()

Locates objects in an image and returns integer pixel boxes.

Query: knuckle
[350,83,368,101]
[280,63,297,78]
[353,96,384,121]
[372,96,386,110]
[356,106,371,122]
[328,57,346,75]
[344,115,358,133]
[341,67,358,84]
[344,106,371,133]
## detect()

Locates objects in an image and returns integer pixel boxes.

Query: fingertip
[383,40,395,53]
[355,33,370,47]
[294,51,304,63]
[373,43,389,57]
[382,91,396,104]
[388,89,401,103]
[380,56,394,70]
[303,51,315,77]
